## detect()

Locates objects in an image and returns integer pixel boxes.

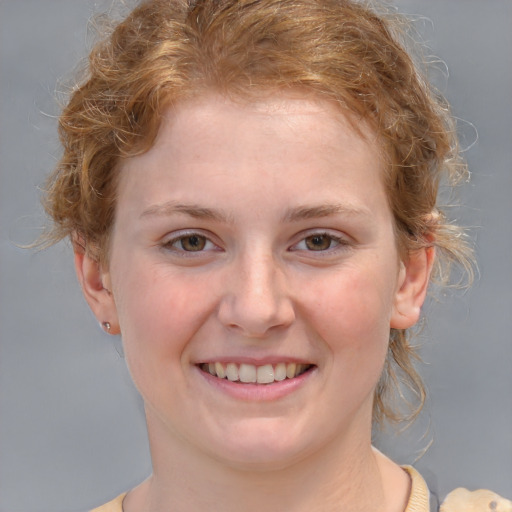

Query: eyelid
[161,229,222,254]
[289,229,352,253]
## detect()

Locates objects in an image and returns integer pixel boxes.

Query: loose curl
[43,0,474,425]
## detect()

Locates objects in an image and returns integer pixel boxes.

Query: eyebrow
[140,201,232,223]
[140,201,369,223]
[282,204,371,222]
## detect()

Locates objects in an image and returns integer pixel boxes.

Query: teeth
[239,363,257,383]
[286,363,297,379]
[256,364,274,384]
[203,362,311,384]
[215,362,226,379]
[226,363,238,381]
[274,363,287,381]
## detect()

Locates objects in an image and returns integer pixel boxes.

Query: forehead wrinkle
[283,204,372,223]
[140,200,233,223]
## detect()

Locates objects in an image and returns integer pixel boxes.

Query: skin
[76,93,433,512]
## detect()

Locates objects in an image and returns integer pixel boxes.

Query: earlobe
[390,247,435,330]
[74,251,120,334]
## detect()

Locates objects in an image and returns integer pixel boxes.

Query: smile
[199,362,313,384]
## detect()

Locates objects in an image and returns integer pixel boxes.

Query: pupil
[306,235,330,250]
[182,235,205,251]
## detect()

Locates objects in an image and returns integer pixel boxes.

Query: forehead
[152,91,381,166]
[116,92,388,219]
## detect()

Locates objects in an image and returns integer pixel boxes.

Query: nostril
[217,290,295,337]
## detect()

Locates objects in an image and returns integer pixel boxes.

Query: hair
[43,0,473,425]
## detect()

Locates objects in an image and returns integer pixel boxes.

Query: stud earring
[102,321,112,332]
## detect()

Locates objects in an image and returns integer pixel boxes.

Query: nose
[217,250,295,338]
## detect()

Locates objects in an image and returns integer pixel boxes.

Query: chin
[202,418,320,471]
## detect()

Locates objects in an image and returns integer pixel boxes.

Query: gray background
[1,1,511,511]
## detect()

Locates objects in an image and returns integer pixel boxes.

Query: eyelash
[290,232,350,254]
[161,230,350,256]
[162,231,220,255]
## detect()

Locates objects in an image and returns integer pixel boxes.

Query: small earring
[102,321,111,332]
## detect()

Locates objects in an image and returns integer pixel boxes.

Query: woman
[39,0,489,511]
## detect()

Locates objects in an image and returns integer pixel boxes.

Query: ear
[390,246,435,330]
[74,251,120,334]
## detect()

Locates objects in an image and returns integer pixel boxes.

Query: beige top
[90,465,430,512]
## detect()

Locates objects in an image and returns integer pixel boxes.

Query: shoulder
[89,493,126,512]
[85,480,512,512]
[440,487,512,512]
[401,466,512,512]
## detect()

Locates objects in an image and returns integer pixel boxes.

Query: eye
[163,232,218,253]
[177,234,207,251]
[292,232,346,252]
[304,234,336,251]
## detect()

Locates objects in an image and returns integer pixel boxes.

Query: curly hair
[43,0,473,424]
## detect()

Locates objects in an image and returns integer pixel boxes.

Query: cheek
[295,268,396,419]
[307,270,394,344]
[113,265,219,371]
[301,267,395,392]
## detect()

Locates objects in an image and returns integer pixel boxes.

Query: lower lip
[195,366,316,402]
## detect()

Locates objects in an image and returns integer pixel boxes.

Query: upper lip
[194,357,314,365]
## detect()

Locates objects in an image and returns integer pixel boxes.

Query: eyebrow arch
[283,204,371,222]
[140,201,232,223]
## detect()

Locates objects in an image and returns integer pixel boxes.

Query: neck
[123,411,409,512]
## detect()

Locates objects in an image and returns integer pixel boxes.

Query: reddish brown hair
[43,0,473,424]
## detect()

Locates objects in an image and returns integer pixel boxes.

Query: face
[81,93,429,470]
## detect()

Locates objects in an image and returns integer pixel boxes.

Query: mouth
[198,362,314,385]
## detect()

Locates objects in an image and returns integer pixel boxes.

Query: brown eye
[180,235,207,251]
[304,234,333,251]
